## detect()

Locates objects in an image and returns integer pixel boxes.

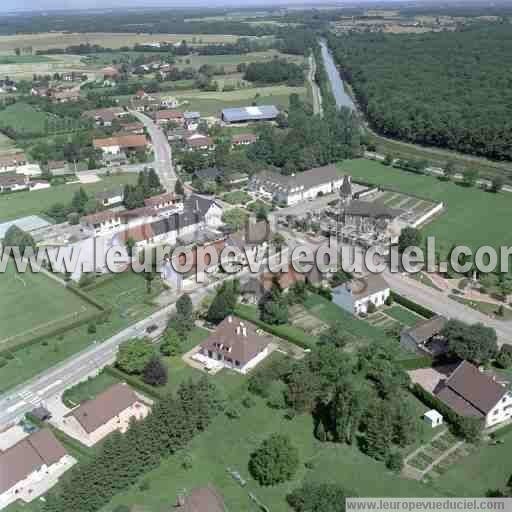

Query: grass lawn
[0,258,97,352]
[0,173,137,222]
[385,305,425,327]
[0,102,52,135]
[0,55,51,64]
[448,295,512,320]
[338,159,512,255]
[175,85,306,116]
[0,271,162,394]
[104,398,441,512]
[62,370,120,407]
[221,190,251,205]
[0,132,16,152]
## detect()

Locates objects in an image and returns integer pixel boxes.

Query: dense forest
[327,22,512,161]
[243,59,304,86]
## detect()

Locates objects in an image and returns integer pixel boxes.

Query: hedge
[234,306,314,350]
[390,292,436,319]
[104,365,164,400]
[410,383,459,426]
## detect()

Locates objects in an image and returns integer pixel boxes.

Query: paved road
[130,110,176,192]
[383,271,512,345]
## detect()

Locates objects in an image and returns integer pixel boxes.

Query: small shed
[423,409,443,428]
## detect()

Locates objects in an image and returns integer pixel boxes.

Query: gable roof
[93,134,147,150]
[222,105,279,123]
[201,316,271,367]
[334,273,389,300]
[184,194,221,217]
[0,429,67,494]
[435,361,508,417]
[261,264,306,291]
[66,383,139,434]
[403,315,447,345]
[144,192,177,208]
[344,200,400,219]
[81,210,121,226]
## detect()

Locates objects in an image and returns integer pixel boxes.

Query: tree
[3,225,36,254]
[490,175,505,193]
[496,347,512,369]
[125,237,136,257]
[383,154,393,166]
[249,434,299,486]
[116,338,154,375]
[454,417,483,443]
[363,400,393,461]
[444,160,456,179]
[392,397,418,447]
[442,320,498,365]
[398,226,421,253]
[175,179,184,196]
[260,296,288,325]
[367,301,377,314]
[160,328,182,356]
[222,208,248,233]
[176,293,193,320]
[142,356,168,386]
[271,232,286,250]
[287,483,347,512]
[207,284,237,324]
[462,168,479,187]
[386,451,404,472]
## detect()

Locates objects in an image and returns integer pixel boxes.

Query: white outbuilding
[423,409,443,428]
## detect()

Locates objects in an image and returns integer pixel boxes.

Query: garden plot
[288,304,328,336]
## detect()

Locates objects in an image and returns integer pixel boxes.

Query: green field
[0,271,162,394]
[0,55,51,64]
[0,259,97,351]
[0,102,52,135]
[385,305,424,327]
[62,370,120,407]
[339,159,512,255]
[0,174,137,222]
[0,133,16,152]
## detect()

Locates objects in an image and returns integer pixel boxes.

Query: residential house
[82,107,127,127]
[198,316,272,374]
[434,361,512,428]
[29,180,51,191]
[160,95,179,109]
[62,383,150,446]
[184,193,223,229]
[401,315,448,356]
[231,133,257,147]
[144,192,180,211]
[167,127,188,142]
[46,160,70,176]
[0,153,27,173]
[0,173,28,193]
[185,133,214,152]
[0,78,16,93]
[131,97,160,112]
[96,186,124,207]
[93,134,148,156]
[261,264,306,292]
[184,111,201,131]
[30,87,49,97]
[249,165,345,206]
[80,210,123,235]
[48,89,80,103]
[174,486,225,511]
[221,105,279,124]
[0,429,73,509]
[101,66,120,80]
[118,121,144,134]
[155,110,184,126]
[332,273,390,315]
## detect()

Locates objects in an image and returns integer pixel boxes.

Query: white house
[160,95,179,109]
[0,429,74,509]
[249,165,345,206]
[0,174,28,193]
[198,316,272,374]
[0,153,27,173]
[434,360,512,429]
[332,274,390,315]
[80,211,123,236]
[423,409,443,428]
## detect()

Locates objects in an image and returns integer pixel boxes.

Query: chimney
[236,325,241,335]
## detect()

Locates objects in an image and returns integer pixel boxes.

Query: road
[130,110,177,192]
[0,244,297,429]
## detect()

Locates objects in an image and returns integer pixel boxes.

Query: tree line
[42,377,223,512]
[243,58,305,86]
[326,22,512,161]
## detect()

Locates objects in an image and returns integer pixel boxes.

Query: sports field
[0,174,137,222]
[0,259,96,351]
[338,159,512,255]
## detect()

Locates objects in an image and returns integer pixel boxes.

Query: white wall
[485,392,512,428]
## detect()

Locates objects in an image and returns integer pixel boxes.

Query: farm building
[221,105,279,124]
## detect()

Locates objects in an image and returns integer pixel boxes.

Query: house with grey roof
[434,361,512,428]
[332,273,390,315]
[249,165,345,206]
[221,105,279,124]
[401,315,448,356]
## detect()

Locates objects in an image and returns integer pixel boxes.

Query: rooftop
[403,315,447,345]
[222,105,279,123]
[334,273,389,300]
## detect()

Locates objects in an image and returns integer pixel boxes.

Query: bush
[390,292,435,319]
[367,301,377,314]
[386,451,404,472]
[242,395,256,408]
[0,357,6,368]
[139,480,150,492]
[496,348,512,369]
[87,322,97,334]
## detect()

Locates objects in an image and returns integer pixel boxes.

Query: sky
[0,0,396,14]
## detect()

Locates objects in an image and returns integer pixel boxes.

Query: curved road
[130,110,177,192]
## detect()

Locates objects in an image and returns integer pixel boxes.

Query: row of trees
[243,59,305,86]
[123,169,163,209]
[43,377,223,512]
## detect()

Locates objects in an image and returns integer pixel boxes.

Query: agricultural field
[0,259,97,352]
[0,33,241,55]
[338,159,512,255]
[0,133,17,153]
[0,54,86,79]
[0,55,52,64]
[0,173,137,222]
[173,85,307,116]
[0,103,53,136]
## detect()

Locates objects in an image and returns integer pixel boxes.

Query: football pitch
[0,259,96,351]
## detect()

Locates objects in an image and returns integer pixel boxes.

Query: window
[235,360,240,366]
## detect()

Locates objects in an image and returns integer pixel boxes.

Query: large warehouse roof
[221,105,279,123]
